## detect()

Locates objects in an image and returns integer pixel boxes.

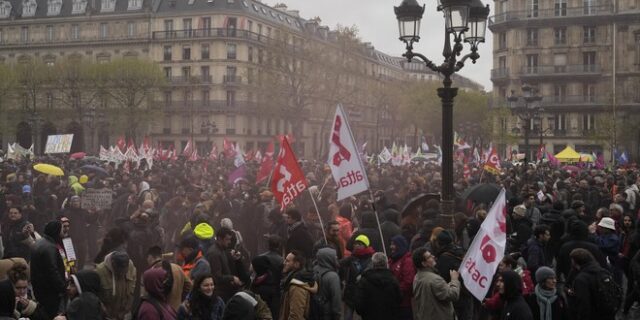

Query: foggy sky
[265,0,493,91]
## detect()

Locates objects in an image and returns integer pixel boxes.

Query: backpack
[131,296,165,320]
[308,270,331,320]
[593,269,623,314]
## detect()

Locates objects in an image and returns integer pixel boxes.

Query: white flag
[328,104,370,201]
[459,189,507,301]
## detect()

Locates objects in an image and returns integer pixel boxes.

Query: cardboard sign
[44,134,74,154]
[81,188,112,210]
[62,237,77,262]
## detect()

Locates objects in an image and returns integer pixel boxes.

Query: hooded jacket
[355,267,402,320]
[313,248,342,320]
[95,251,137,319]
[67,270,105,320]
[556,220,607,279]
[500,271,533,320]
[388,235,415,309]
[30,221,66,319]
[569,261,614,320]
[137,268,177,320]
[278,269,317,320]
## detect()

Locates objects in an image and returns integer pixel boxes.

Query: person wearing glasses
[412,247,460,320]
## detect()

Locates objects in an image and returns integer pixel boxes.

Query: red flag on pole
[209,143,218,161]
[270,137,307,210]
[116,136,126,152]
[483,147,501,175]
[223,138,236,159]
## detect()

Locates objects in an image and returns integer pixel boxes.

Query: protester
[147,245,192,311]
[412,247,460,320]
[526,267,568,320]
[96,250,136,320]
[177,274,224,320]
[284,209,314,259]
[279,250,316,320]
[30,220,66,319]
[567,248,615,320]
[137,268,177,319]
[499,271,534,320]
[388,235,415,320]
[340,234,374,319]
[179,236,210,280]
[355,252,401,320]
[312,247,342,320]
[66,270,105,320]
[6,262,47,320]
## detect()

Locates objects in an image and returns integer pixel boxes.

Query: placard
[81,188,113,210]
[44,134,74,154]
[62,237,77,262]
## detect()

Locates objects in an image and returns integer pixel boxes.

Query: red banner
[270,137,307,210]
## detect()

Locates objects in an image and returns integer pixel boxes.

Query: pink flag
[459,189,507,301]
[546,152,559,167]
[209,143,218,161]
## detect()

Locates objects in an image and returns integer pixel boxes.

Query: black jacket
[285,221,314,259]
[1,218,31,260]
[30,235,66,318]
[67,270,105,320]
[354,268,402,320]
[500,271,533,320]
[568,262,614,320]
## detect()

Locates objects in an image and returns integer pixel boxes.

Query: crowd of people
[0,153,638,320]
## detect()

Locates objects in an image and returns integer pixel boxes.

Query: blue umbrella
[80,165,109,177]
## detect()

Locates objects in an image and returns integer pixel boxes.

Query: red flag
[127,138,136,151]
[223,138,236,159]
[463,164,471,181]
[142,136,151,152]
[536,144,546,162]
[209,143,218,161]
[270,137,307,210]
[183,139,195,157]
[483,147,501,175]
[116,136,126,152]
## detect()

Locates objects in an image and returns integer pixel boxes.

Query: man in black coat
[556,220,607,281]
[567,248,614,320]
[354,252,402,320]
[30,220,66,319]
[284,208,314,259]
[499,270,533,320]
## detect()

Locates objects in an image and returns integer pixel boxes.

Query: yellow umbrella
[33,163,65,176]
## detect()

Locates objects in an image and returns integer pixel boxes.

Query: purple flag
[228,165,247,185]
[595,153,605,169]
[546,152,560,167]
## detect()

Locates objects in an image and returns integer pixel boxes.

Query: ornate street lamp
[394,0,489,222]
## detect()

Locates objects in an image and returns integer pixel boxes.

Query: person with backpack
[147,246,192,311]
[136,268,177,320]
[340,234,374,320]
[279,250,317,320]
[567,248,620,320]
[312,247,342,320]
[176,274,224,320]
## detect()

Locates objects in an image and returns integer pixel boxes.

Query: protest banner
[81,188,113,210]
[44,134,74,154]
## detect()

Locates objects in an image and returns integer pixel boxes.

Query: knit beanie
[535,266,556,283]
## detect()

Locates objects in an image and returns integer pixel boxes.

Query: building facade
[489,0,640,161]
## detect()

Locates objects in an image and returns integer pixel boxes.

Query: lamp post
[200,119,218,154]
[28,112,42,154]
[394,0,489,220]
[508,84,543,163]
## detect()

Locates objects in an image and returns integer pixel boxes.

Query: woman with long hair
[177,274,224,320]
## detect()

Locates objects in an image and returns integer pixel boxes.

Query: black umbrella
[400,193,440,218]
[461,183,501,204]
[80,164,109,177]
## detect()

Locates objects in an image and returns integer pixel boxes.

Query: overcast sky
[264,0,493,91]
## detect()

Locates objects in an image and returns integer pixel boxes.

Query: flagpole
[368,190,388,257]
[317,177,330,200]
[308,189,328,245]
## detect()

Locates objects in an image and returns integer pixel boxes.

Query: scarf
[534,284,558,320]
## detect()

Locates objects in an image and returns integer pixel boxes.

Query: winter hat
[22,185,31,194]
[535,266,556,283]
[221,218,234,230]
[597,217,616,231]
[194,223,214,240]
[110,251,130,275]
[436,230,454,247]
[355,234,370,247]
[513,205,527,217]
[391,235,409,259]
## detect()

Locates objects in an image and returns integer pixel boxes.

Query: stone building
[489,0,640,161]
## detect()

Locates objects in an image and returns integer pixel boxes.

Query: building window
[100,23,108,39]
[554,85,567,102]
[636,33,640,68]
[164,67,172,79]
[21,26,29,43]
[182,116,190,134]
[583,0,595,14]
[554,28,566,45]
[46,25,54,41]
[258,49,264,64]
[583,51,596,71]
[526,29,538,46]
[183,18,193,37]
[584,26,596,43]
[203,90,210,105]
[163,46,172,61]
[226,91,236,106]
[163,116,172,134]
[555,0,567,16]
[127,22,136,38]
[526,54,538,73]
[201,44,210,59]
[227,43,237,59]
[226,115,236,134]
[46,92,53,108]
[182,45,191,60]
[583,114,595,130]
[248,46,254,62]
[556,114,566,131]
[164,91,172,104]
[71,24,80,40]
[201,17,211,35]
[498,32,506,50]
[527,0,539,17]
[164,20,174,38]
[554,54,567,72]
[226,17,237,36]
[181,67,191,79]
[0,29,3,43]
[201,66,209,82]
[583,83,596,102]
[247,20,253,32]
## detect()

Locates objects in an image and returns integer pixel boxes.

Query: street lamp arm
[454,49,480,72]
[402,46,439,73]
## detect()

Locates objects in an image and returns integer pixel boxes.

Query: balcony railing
[152,28,264,42]
[161,100,258,113]
[489,5,613,25]
[223,75,242,85]
[520,64,600,76]
[541,95,608,105]
[168,75,212,84]
[491,68,509,79]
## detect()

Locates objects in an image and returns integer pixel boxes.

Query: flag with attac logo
[327,104,370,201]
[270,136,308,210]
[459,189,507,301]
